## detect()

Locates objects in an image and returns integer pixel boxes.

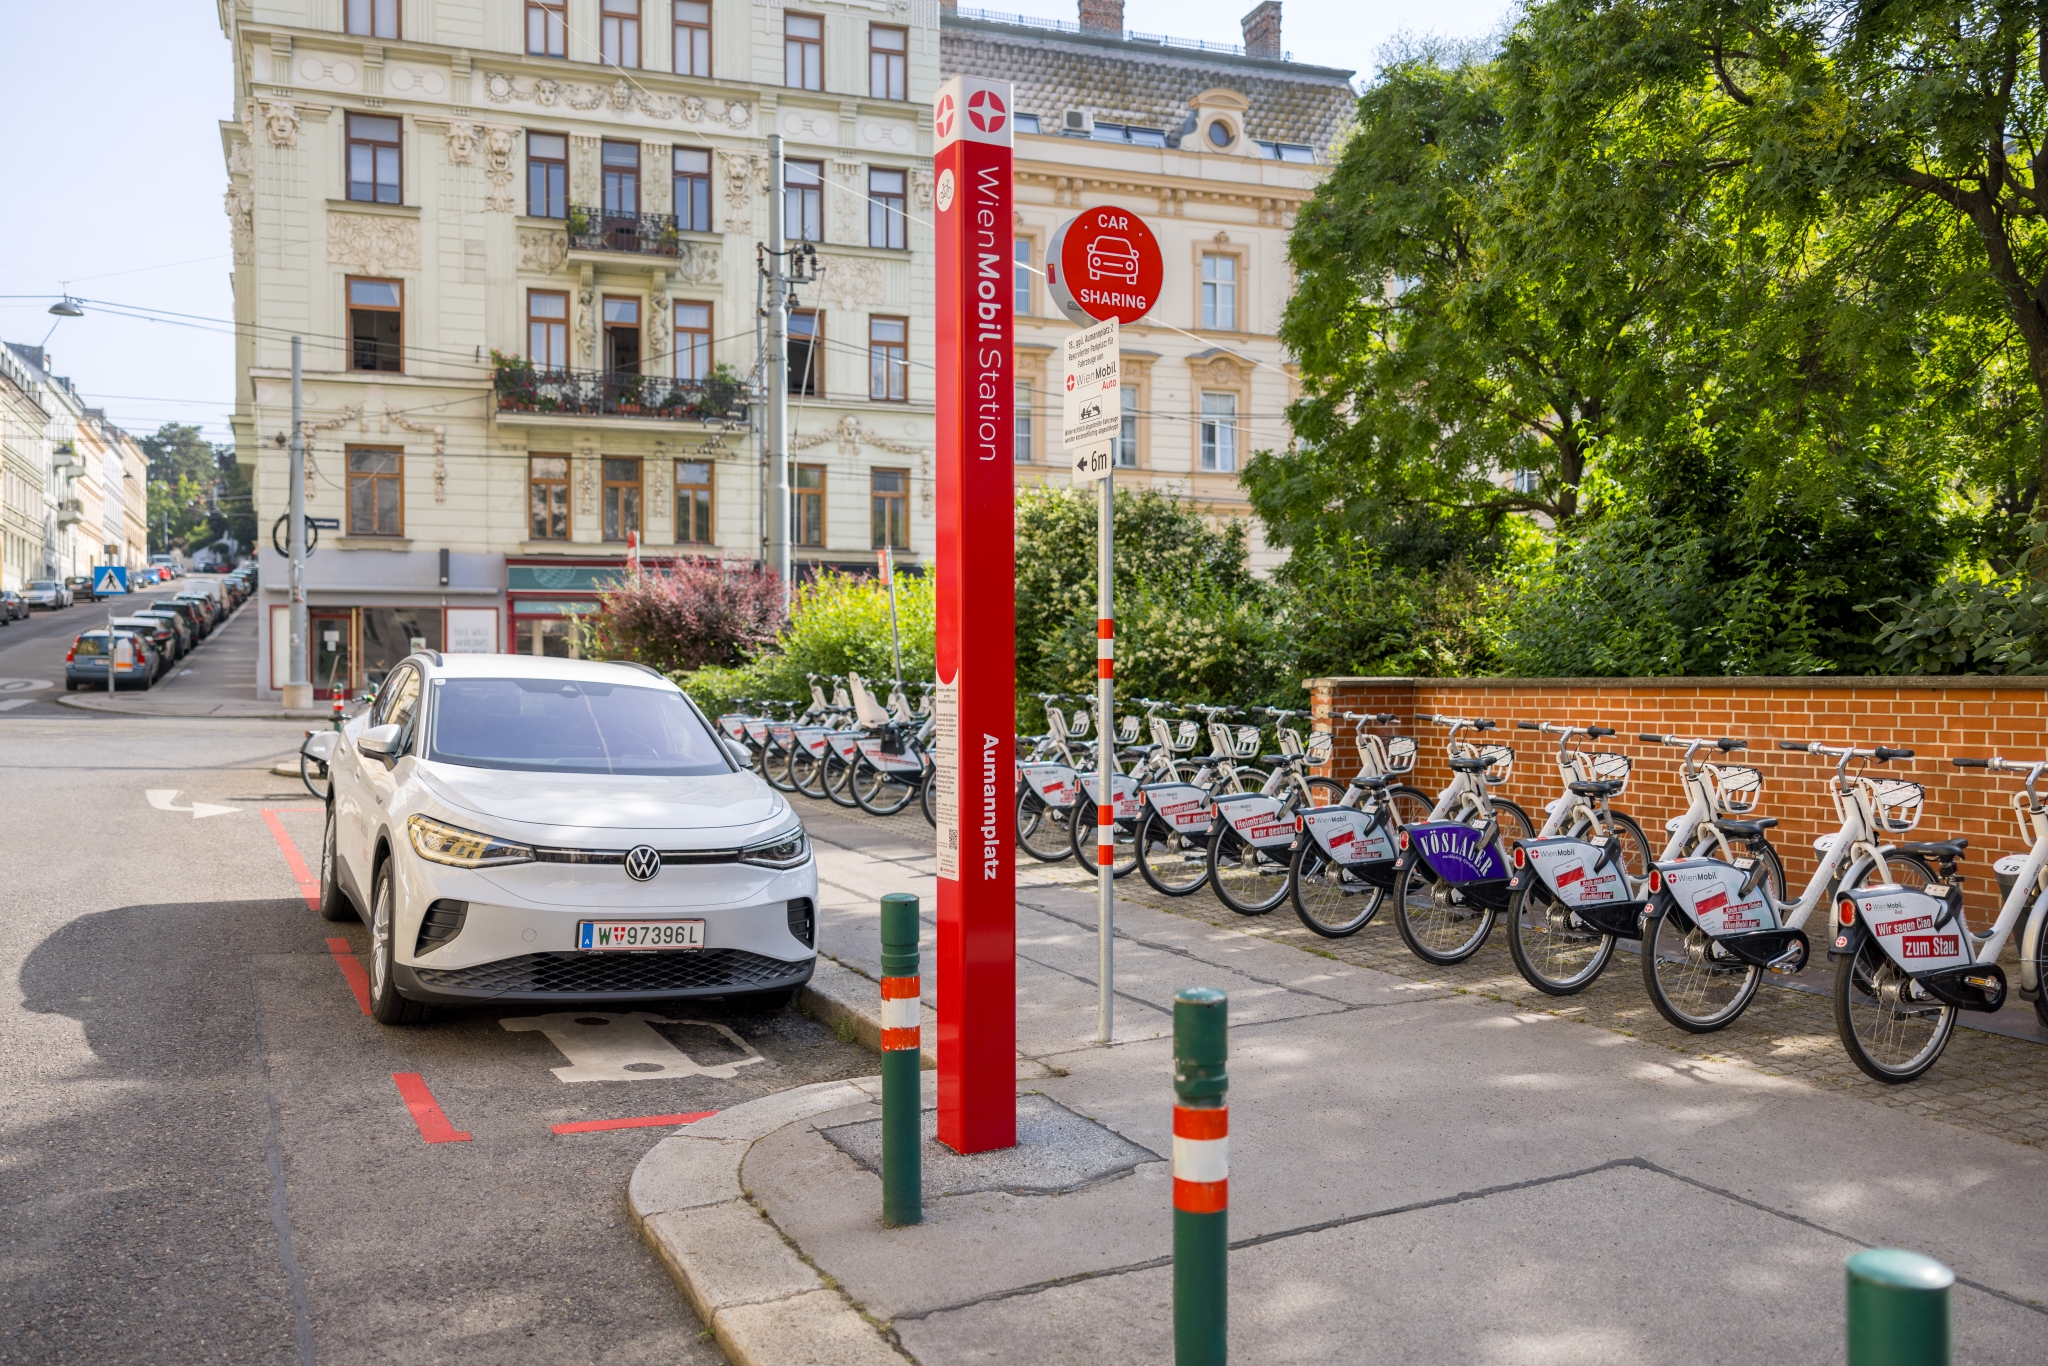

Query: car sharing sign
[1046,207,1163,328]
[1062,318,1119,484]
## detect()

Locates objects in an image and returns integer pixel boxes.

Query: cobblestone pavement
[821,802,2048,1149]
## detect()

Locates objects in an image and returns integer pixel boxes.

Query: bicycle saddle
[1897,838,1968,859]
[1446,754,1493,773]
[1124,743,1161,755]
[1567,779,1624,799]
[1713,817,1779,837]
[1351,773,1391,789]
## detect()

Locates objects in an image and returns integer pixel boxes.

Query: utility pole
[765,134,791,612]
[283,336,311,711]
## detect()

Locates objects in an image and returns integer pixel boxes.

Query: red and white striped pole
[1096,474,1115,1044]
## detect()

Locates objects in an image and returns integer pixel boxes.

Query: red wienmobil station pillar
[932,75,1017,1154]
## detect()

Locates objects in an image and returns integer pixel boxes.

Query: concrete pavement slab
[821,1093,1159,1196]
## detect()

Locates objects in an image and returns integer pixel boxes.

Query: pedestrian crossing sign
[93,566,129,595]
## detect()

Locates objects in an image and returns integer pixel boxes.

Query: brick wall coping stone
[1304,675,2048,692]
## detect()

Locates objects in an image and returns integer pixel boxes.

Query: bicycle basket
[1068,709,1091,739]
[1232,725,1262,758]
[1385,735,1417,774]
[1478,744,1515,785]
[1278,727,1304,757]
[1306,730,1335,765]
[1579,751,1631,793]
[1173,720,1200,753]
[1872,778,1925,834]
[1118,714,1141,743]
[1706,765,1762,816]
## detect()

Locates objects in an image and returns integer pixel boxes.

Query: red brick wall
[1304,676,2048,920]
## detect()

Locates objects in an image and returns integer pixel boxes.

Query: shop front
[505,556,650,657]
[257,548,506,702]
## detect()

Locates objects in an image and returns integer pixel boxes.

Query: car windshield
[30,581,55,590]
[427,677,733,776]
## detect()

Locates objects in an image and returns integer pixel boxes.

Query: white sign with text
[1062,318,1120,484]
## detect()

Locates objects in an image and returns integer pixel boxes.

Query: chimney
[1241,1,1282,58]
[940,0,956,10]
[1078,0,1124,36]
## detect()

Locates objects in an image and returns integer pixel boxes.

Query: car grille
[413,948,807,995]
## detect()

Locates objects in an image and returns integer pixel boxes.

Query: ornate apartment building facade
[0,344,149,591]
[222,0,942,698]
[940,1,1351,568]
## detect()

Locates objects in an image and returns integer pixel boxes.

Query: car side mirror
[724,738,752,768]
[357,723,403,763]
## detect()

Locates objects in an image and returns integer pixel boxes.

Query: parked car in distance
[65,574,98,603]
[157,598,210,640]
[0,590,25,623]
[130,609,191,658]
[177,591,224,629]
[23,579,71,610]
[320,654,818,1024]
[149,554,183,579]
[65,630,160,691]
[109,617,180,677]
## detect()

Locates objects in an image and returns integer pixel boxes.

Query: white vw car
[315,653,816,1025]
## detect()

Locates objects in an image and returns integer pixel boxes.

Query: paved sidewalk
[633,808,2048,1364]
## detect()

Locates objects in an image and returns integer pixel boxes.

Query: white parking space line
[500,1012,767,1083]
[0,699,33,712]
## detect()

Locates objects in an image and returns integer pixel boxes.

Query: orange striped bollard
[881,892,921,1226]
[1174,986,1227,1364]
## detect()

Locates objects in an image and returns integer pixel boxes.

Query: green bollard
[880,892,922,1228]
[1847,1248,1952,1366]
[1173,987,1228,1366]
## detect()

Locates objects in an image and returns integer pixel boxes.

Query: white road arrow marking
[145,789,240,819]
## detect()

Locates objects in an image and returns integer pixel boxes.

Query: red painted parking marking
[550,1110,717,1136]
[325,937,372,1015]
[392,1072,472,1143]
[261,808,321,912]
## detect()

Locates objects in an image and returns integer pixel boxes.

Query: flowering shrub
[583,558,785,674]
[676,570,933,714]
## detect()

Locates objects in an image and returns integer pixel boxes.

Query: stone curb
[797,954,937,1069]
[52,693,328,721]
[628,1077,911,1366]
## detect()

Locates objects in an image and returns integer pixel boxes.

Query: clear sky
[0,0,1515,451]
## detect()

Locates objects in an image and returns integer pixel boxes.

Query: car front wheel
[367,859,429,1025]
[318,801,355,922]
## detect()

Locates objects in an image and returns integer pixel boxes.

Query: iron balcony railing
[567,205,683,257]
[493,362,746,424]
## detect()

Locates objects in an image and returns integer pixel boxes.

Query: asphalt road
[0,712,872,1364]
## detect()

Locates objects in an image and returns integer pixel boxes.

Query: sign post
[932,74,1017,1155]
[878,546,903,685]
[1050,207,1163,1047]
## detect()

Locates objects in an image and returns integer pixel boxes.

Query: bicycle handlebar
[1342,711,1400,725]
[1953,757,1990,768]
[1779,740,1914,762]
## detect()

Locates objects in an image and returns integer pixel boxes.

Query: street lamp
[47,298,84,317]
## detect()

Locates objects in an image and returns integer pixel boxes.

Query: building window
[1014,239,1033,314]
[529,455,570,540]
[602,457,642,542]
[1117,385,1139,466]
[674,302,711,380]
[673,0,711,76]
[527,0,566,57]
[785,160,822,243]
[602,139,640,216]
[348,278,403,373]
[1199,392,1238,472]
[346,113,401,204]
[347,448,403,537]
[1014,380,1033,463]
[1201,253,1238,332]
[869,317,908,401]
[871,468,908,549]
[785,14,822,90]
[528,291,568,371]
[602,0,641,67]
[603,297,641,374]
[869,25,907,101]
[673,147,711,232]
[789,311,821,395]
[528,132,567,218]
[869,168,906,249]
[793,464,825,546]
[675,459,713,544]
[346,0,398,39]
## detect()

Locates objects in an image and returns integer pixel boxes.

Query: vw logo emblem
[624,845,662,882]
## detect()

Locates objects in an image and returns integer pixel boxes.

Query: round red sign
[1046,207,1163,327]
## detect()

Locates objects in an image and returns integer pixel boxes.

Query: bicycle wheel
[1208,822,1291,914]
[822,752,859,808]
[1505,879,1616,995]
[1016,789,1075,862]
[299,750,330,802]
[1289,840,1383,937]
[1392,858,1496,964]
[762,743,798,793]
[855,758,919,816]
[1136,808,1209,896]
[921,769,937,828]
[1639,906,1760,1032]
[1834,935,1956,1084]
[789,745,825,799]
[1071,790,1140,878]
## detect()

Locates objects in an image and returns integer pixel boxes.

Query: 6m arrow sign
[1063,317,1118,486]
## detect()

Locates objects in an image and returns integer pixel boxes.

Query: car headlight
[739,824,810,869]
[406,815,536,868]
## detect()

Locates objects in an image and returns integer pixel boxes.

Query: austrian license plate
[577,919,706,952]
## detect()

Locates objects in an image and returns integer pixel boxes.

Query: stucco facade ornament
[791,415,927,458]
[673,240,721,287]
[481,126,519,212]
[1202,355,1246,384]
[570,136,601,207]
[327,212,420,275]
[380,405,449,504]
[444,121,479,165]
[248,96,301,149]
[300,406,364,482]
[643,142,672,213]
[227,141,252,178]
[517,227,568,274]
[912,168,934,212]
[814,255,884,311]
[223,187,254,264]
[718,151,763,234]
[482,71,750,128]
[574,283,597,366]
[647,304,670,378]
[832,159,863,243]
[576,446,597,516]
